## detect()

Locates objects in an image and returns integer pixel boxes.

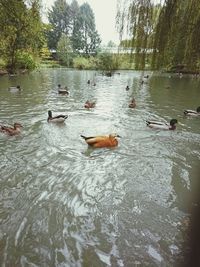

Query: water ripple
[0,69,199,266]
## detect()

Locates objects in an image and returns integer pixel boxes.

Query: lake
[0,68,200,266]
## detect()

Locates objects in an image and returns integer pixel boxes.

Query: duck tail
[146,120,150,126]
[81,135,94,140]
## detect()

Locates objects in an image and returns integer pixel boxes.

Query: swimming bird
[81,133,121,148]
[146,119,178,130]
[57,84,69,95]
[184,106,200,116]
[84,100,96,109]
[0,122,23,136]
[9,85,21,92]
[126,85,130,91]
[47,110,68,123]
[129,98,136,108]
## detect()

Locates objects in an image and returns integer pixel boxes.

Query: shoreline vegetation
[0,58,199,77]
[0,0,200,77]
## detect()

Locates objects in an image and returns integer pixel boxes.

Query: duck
[129,98,136,108]
[184,106,200,116]
[47,110,68,123]
[84,100,96,109]
[0,122,23,136]
[126,85,130,91]
[81,133,121,148]
[57,84,69,95]
[146,119,178,130]
[8,85,21,92]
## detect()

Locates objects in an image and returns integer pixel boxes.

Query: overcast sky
[42,0,120,45]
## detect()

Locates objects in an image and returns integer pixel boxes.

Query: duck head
[48,110,52,118]
[196,106,200,113]
[170,119,178,126]
[109,133,121,139]
[13,122,23,129]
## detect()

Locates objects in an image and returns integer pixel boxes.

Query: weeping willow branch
[117,0,200,71]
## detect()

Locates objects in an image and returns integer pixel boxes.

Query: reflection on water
[0,69,200,266]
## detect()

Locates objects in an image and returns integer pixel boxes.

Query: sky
[42,0,120,45]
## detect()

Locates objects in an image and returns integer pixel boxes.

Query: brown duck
[81,133,120,148]
[0,123,23,136]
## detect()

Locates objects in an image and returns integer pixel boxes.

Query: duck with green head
[47,110,68,123]
[184,106,200,116]
[146,119,178,130]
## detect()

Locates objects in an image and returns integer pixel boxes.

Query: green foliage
[73,56,99,70]
[117,0,200,71]
[39,45,51,60]
[15,52,37,70]
[73,53,135,71]
[57,34,73,66]
[47,0,70,49]
[0,58,6,69]
[46,0,101,55]
[0,0,45,72]
[97,53,120,71]
[77,3,101,54]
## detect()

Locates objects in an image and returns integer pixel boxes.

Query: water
[0,69,200,266]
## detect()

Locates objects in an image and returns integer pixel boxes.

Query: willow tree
[117,0,200,71]
[116,0,157,69]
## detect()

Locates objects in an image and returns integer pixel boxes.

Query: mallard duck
[84,100,96,109]
[81,133,121,148]
[146,119,178,130]
[129,98,136,108]
[184,106,200,116]
[57,84,69,95]
[47,110,68,123]
[0,122,23,136]
[9,85,21,92]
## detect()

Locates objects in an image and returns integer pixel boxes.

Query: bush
[73,56,99,70]
[0,58,6,69]
[16,52,37,70]
[97,53,120,70]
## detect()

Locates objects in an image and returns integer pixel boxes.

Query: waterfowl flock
[1,74,199,148]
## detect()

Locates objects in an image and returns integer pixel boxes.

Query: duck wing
[53,114,68,119]
[81,135,106,145]
[184,109,196,115]
[146,120,166,126]
[0,126,15,135]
